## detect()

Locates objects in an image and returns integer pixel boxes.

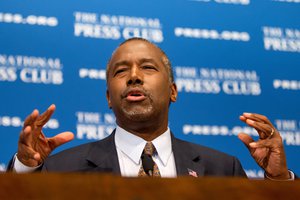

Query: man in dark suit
[41,130,246,177]
[10,38,292,179]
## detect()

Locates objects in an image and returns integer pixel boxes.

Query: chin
[122,106,154,122]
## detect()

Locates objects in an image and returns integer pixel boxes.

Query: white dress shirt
[115,126,177,177]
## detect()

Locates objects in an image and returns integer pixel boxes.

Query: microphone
[141,153,154,176]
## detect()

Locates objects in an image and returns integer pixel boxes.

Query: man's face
[106,40,177,127]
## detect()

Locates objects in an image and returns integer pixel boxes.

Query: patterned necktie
[138,142,161,177]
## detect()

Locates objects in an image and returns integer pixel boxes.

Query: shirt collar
[114,125,172,166]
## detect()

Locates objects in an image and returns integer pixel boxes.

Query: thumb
[238,133,254,150]
[48,132,74,150]
[249,139,273,149]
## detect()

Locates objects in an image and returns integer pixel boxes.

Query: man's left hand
[238,113,290,180]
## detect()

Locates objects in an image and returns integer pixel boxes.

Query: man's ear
[106,90,112,108]
[170,83,178,102]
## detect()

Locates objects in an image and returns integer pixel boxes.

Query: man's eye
[114,69,126,76]
[143,65,156,70]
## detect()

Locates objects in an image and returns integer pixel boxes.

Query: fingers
[23,109,39,130]
[17,142,42,167]
[20,105,56,144]
[18,126,44,165]
[18,131,73,166]
[19,126,33,146]
[238,132,273,150]
[35,104,56,128]
[238,113,290,179]
[239,112,284,149]
[241,113,273,126]
[240,112,276,139]
[18,104,57,166]
[246,119,274,139]
[22,104,56,135]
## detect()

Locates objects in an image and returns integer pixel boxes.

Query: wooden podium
[0,173,299,199]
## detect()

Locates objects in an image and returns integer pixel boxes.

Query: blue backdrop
[1,0,299,178]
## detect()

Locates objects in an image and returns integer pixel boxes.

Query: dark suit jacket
[42,130,247,177]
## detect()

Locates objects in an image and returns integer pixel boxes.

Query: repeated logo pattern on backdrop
[0,0,299,177]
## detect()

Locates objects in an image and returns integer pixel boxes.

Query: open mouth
[126,90,147,102]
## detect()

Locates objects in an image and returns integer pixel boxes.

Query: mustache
[121,87,150,99]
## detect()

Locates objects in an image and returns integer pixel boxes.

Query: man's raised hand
[238,113,290,180]
[17,104,74,167]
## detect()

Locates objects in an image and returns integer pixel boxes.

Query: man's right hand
[17,104,74,167]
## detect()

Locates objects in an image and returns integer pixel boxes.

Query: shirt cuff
[265,170,295,181]
[13,154,41,173]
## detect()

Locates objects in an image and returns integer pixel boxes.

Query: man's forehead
[111,40,162,60]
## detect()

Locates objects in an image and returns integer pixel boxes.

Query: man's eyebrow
[113,58,160,67]
[112,60,131,68]
[138,58,160,66]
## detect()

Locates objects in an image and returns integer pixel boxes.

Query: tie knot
[143,142,155,156]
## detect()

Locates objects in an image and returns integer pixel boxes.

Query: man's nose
[127,66,143,86]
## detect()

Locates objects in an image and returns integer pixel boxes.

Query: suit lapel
[80,130,205,177]
[85,130,121,174]
[171,134,205,177]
